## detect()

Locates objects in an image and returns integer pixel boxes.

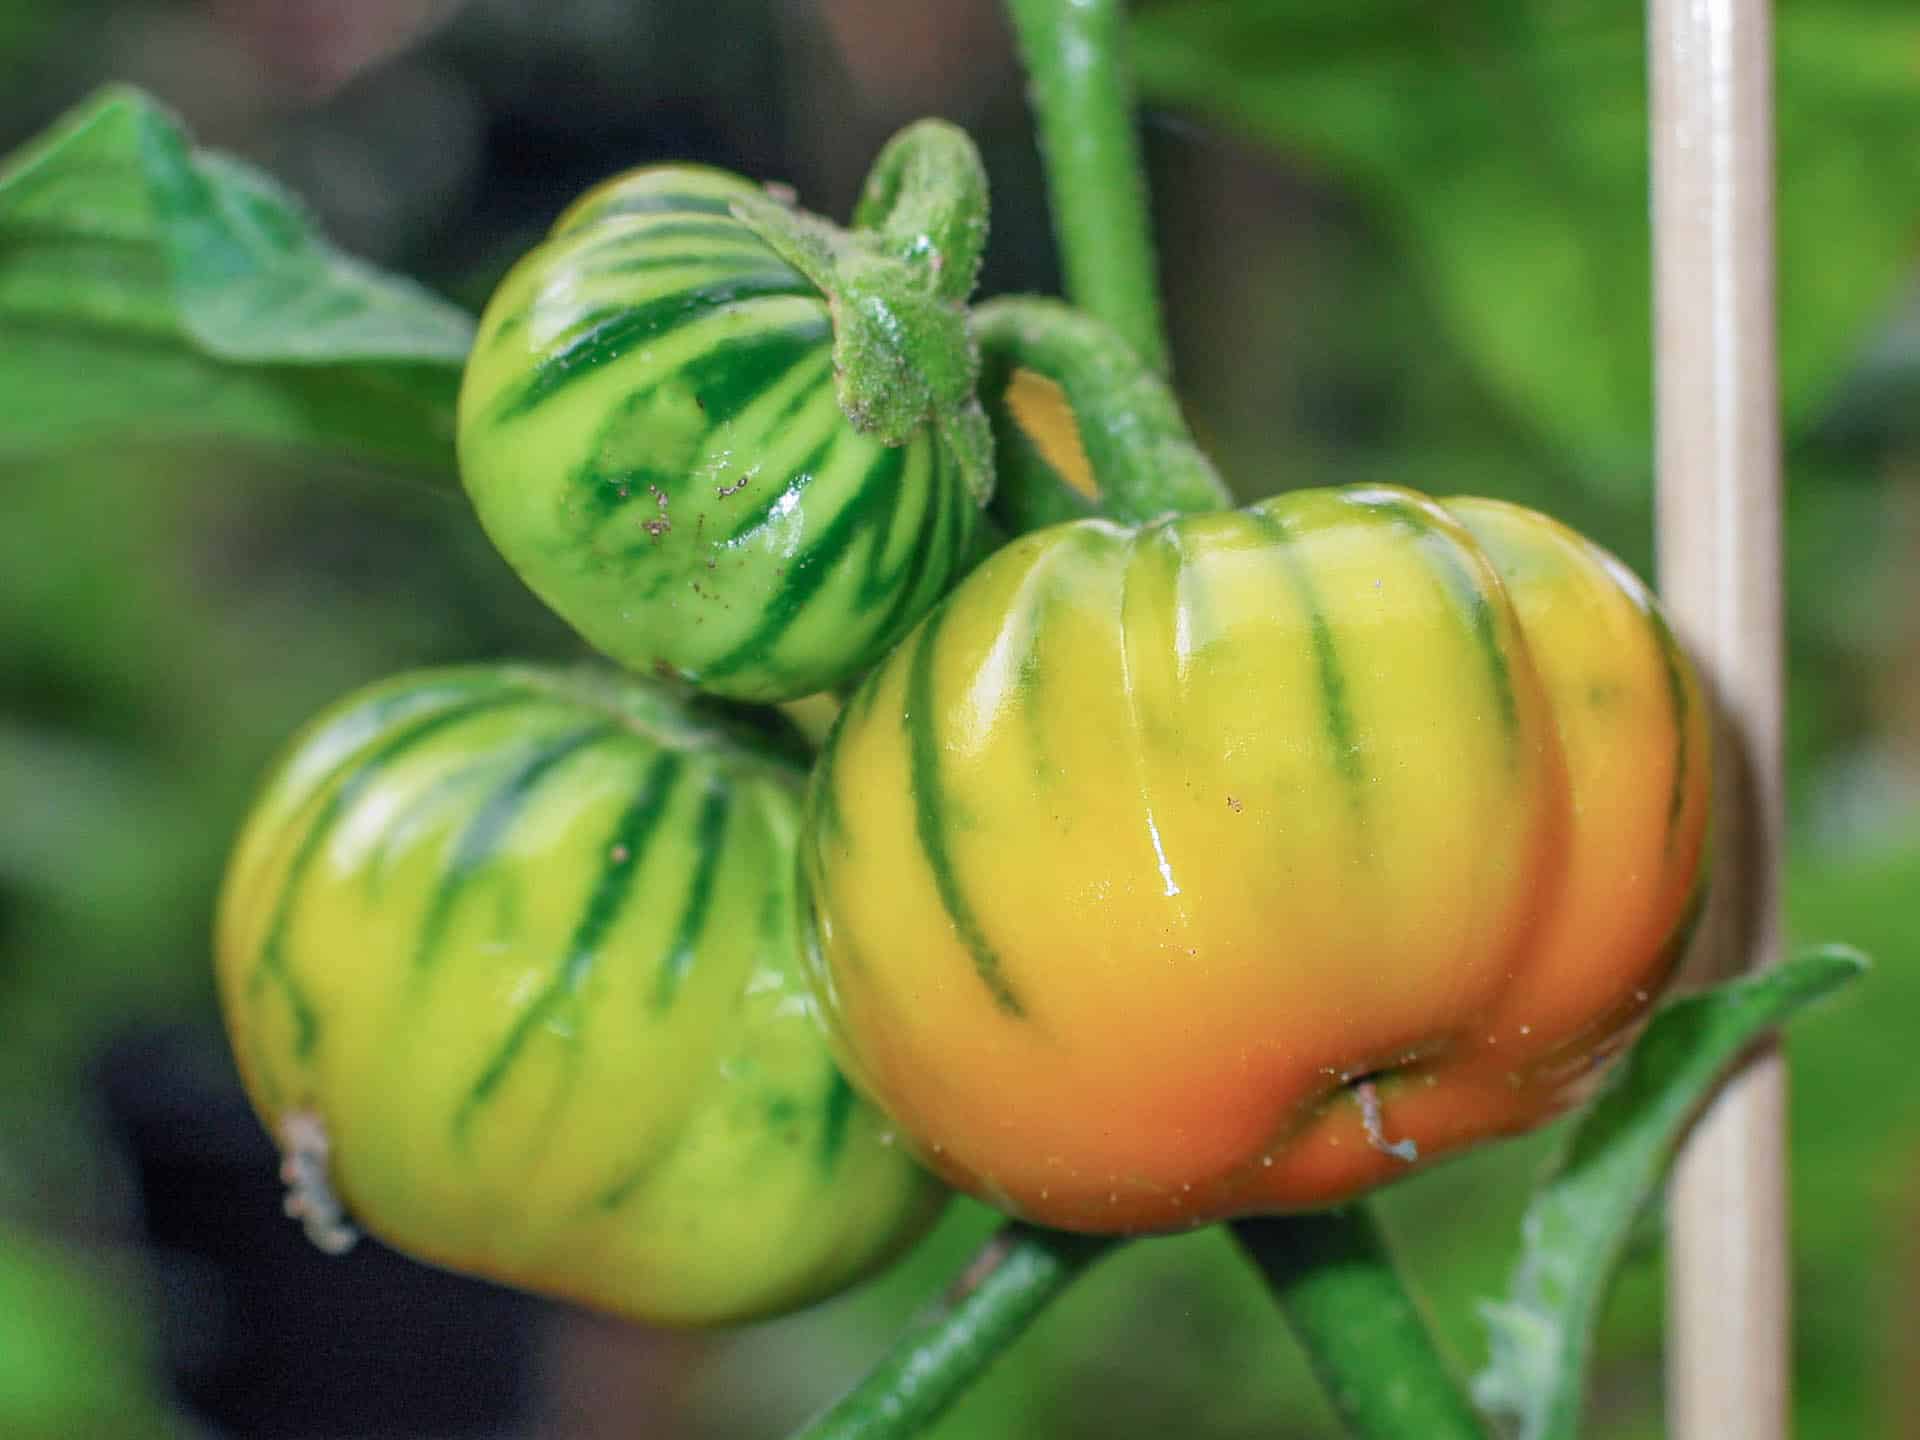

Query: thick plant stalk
[1003,0,1169,374]
[1648,0,1790,1435]
[1235,1212,1489,1440]
[792,1225,1113,1440]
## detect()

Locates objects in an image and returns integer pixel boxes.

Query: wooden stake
[1649,1,1790,1436]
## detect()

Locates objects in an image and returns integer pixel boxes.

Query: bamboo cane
[1648,1,1790,1435]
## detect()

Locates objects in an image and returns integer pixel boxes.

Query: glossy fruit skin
[217,665,943,1325]
[799,484,1709,1234]
[458,165,982,703]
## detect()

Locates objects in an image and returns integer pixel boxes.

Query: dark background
[2,1,1917,1436]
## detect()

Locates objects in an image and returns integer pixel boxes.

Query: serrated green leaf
[1131,0,1920,493]
[0,84,474,478]
[1471,946,1868,1440]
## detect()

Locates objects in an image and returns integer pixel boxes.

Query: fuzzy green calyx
[733,120,994,505]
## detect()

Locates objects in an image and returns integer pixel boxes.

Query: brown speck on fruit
[716,473,752,498]
[640,486,672,537]
[1226,795,1242,813]
[610,843,631,864]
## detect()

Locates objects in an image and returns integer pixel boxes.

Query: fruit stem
[1004,0,1170,375]
[1234,1207,1491,1440]
[974,296,1229,529]
[789,1223,1113,1440]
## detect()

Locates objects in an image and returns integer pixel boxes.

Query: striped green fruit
[800,484,1709,1234]
[216,665,944,1325]
[457,165,984,703]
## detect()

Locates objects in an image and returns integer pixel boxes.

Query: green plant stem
[1234,1208,1490,1440]
[975,296,1227,527]
[792,1224,1114,1440]
[1003,0,1169,374]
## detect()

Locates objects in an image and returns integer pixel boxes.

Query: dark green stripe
[850,652,889,728]
[572,328,831,526]
[736,350,836,436]
[579,251,767,281]
[759,859,792,943]
[1342,492,1520,744]
[455,754,686,1139]
[364,761,491,896]
[1013,548,1079,786]
[651,778,731,1009]
[577,191,741,221]
[719,361,838,493]
[876,435,952,600]
[411,723,615,972]
[857,495,941,658]
[575,241,773,279]
[819,1070,855,1172]
[1447,551,1520,741]
[702,445,910,681]
[493,272,816,422]
[905,612,1024,1017]
[570,217,762,251]
[679,317,832,427]
[486,311,526,349]
[850,434,921,603]
[1151,519,1216,669]
[287,673,505,798]
[1658,853,1710,973]
[721,436,835,544]
[808,711,851,849]
[855,440,951,653]
[595,1167,644,1212]
[251,693,523,1059]
[1247,509,1366,798]
[1646,602,1693,851]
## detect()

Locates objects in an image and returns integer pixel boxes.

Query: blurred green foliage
[0,87,471,472]
[1133,0,1920,493]
[0,1227,180,1439]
